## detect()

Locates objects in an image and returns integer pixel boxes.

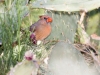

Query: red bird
[30,15,52,44]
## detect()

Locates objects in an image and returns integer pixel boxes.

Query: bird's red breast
[30,15,52,44]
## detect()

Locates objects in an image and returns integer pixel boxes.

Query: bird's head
[39,15,53,23]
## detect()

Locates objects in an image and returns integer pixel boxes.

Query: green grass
[0,0,44,74]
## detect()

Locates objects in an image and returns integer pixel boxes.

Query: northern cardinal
[30,15,52,45]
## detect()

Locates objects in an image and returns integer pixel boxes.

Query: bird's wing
[30,22,38,32]
[30,20,44,32]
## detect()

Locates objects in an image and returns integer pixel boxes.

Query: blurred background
[0,0,100,75]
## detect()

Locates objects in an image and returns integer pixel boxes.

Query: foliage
[0,0,44,75]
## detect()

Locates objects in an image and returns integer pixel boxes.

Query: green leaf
[32,0,100,12]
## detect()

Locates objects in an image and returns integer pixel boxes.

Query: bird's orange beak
[47,17,52,23]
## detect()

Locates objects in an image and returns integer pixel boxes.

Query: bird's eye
[44,17,47,20]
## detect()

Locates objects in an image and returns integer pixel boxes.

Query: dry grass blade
[74,44,92,56]
[74,43,100,66]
